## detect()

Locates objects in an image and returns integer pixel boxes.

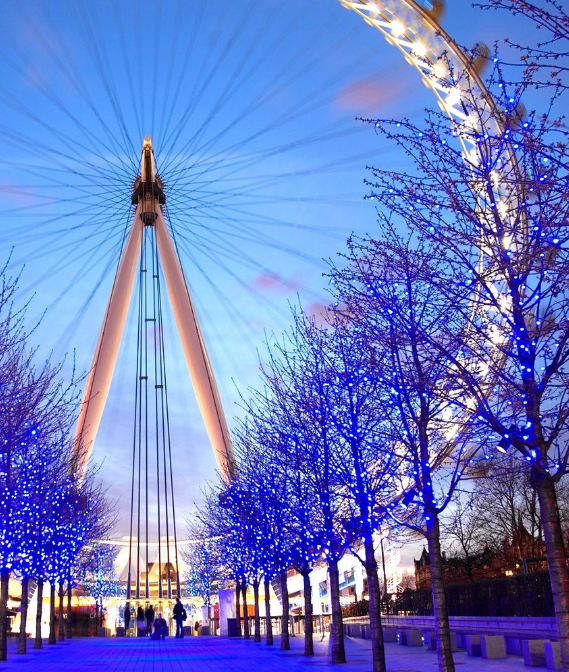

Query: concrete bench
[544,642,561,670]
[422,630,458,652]
[397,628,422,646]
[481,635,506,659]
[383,626,398,642]
[465,634,482,657]
[455,631,481,649]
[523,639,549,667]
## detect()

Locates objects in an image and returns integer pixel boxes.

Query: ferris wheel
[0,0,509,600]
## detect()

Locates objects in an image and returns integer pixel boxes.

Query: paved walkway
[0,634,531,671]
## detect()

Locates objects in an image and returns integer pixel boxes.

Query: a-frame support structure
[72,137,236,481]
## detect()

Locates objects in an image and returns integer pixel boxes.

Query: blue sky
[0,0,534,548]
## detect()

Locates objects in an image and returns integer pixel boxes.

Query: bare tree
[477,0,569,92]
[440,497,490,581]
[363,58,569,666]
[330,229,488,672]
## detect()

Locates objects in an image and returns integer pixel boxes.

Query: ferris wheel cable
[75,5,140,163]
[157,235,186,597]
[160,236,260,398]
[149,0,163,142]
[174,234,299,329]
[0,39,134,175]
[69,3,138,163]
[158,8,364,175]
[4,200,129,251]
[135,230,145,600]
[170,225,321,302]
[0,191,128,227]
[165,200,338,258]
[17,231,125,292]
[169,211,324,273]
[152,0,188,148]
[149,227,163,597]
[6,208,123,266]
[159,2,281,164]
[154,284,180,597]
[157,1,262,165]
[154,0,205,157]
[110,1,143,144]
[158,2,292,170]
[165,205,352,246]
[0,125,135,191]
[0,156,132,194]
[162,117,398,182]
[174,218,331,274]
[14,223,127,311]
[127,245,142,600]
[165,147,403,206]
[161,137,403,201]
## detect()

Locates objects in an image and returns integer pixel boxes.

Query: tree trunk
[34,579,44,649]
[302,569,314,656]
[18,576,29,654]
[426,512,455,672]
[235,581,241,636]
[0,569,10,661]
[58,583,65,641]
[380,537,389,615]
[279,570,290,651]
[66,585,72,639]
[328,559,346,663]
[264,577,273,645]
[364,536,387,672]
[48,584,56,645]
[535,474,569,671]
[242,582,250,639]
[253,579,261,642]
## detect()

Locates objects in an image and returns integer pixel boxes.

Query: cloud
[250,271,302,295]
[305,301,333,326]
[335,67,409,114]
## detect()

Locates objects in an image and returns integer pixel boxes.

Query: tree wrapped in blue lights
[348,53,569,669]
[0,341,81,657]
[183,522,225,609]
[82,542,122,632]
[331,228,486,672]
[0,264,115,658]
[232,414,298,648]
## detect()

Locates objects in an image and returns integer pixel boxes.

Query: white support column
[154,208,235,481]
[72,204,143,468]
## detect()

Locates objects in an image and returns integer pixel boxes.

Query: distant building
[414,523,547,589]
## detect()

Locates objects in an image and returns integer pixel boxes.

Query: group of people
[123,599,187,640]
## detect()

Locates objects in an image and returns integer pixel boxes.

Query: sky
[0,0,535,567]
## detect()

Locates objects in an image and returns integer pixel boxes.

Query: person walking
[173,598,186,638]
[124,602,131,634]
[145,605,155,637]
[137,606,145,637]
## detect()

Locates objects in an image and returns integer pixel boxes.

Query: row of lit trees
[191,21,569,672]
[0,266,115,660]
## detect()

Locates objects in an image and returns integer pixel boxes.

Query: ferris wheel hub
[131,136,166,206]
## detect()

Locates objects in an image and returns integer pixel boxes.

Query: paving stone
[0,632,531,672]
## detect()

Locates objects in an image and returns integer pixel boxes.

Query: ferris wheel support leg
[72,205,143,470]
[154,210,235,481]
